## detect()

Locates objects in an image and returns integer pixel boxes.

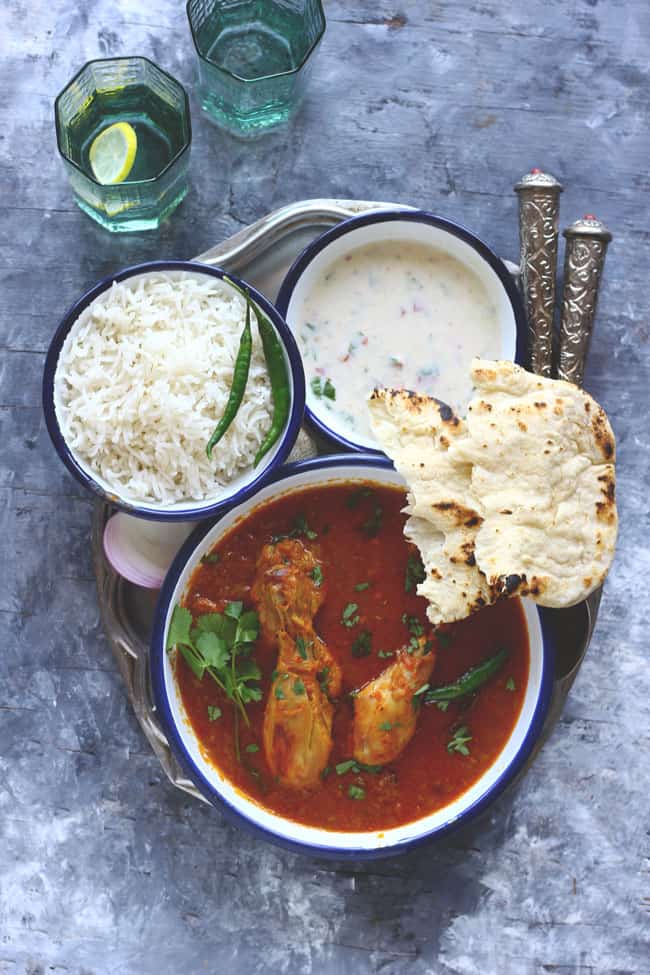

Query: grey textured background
[2,1,649,973]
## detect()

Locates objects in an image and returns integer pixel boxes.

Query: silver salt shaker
[557,215,612,386]
[514,169,563,377]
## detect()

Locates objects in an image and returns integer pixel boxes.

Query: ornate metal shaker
[514,170,563,377]
[557,216,612,386]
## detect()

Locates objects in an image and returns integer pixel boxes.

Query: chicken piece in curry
[352,637,436,766]
[252,539,341,789]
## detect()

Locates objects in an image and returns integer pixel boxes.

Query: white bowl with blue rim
[42,260,305,523]
[150,454,554,860]
[276,210,527,453]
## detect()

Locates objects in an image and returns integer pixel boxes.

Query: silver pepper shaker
[557,215,612,386]
[514,169,563,377]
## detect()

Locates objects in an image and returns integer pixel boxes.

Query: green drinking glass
[187,0,326,137]
[55,57,192,233]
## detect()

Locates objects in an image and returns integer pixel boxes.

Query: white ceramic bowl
[276,210,527,452]
[42,261,305,522]
[151,455,554,859]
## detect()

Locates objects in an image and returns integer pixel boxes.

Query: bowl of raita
[276,209,526,452]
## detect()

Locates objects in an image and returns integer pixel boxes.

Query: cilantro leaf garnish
[402,613,425,638]
[200,552,220,565]
[311,565,323,588]
[272,513,318,544]
[506,677,516,691]
[207,705,222,721]
[404,553,426,593]
[296,635,310,660]
[167,601,262,761]
[447,725,472,756]
[351,629,372,658]
[335,759,382,776]
[167,606,193,654]
[341,602,360,628]
[348,784,365,800]
[362,504,383,537]
[354,581,370,591]
[346,486,374,510]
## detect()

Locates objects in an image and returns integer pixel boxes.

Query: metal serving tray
[91,198,602,804]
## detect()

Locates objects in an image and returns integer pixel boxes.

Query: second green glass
[187,0,326,137]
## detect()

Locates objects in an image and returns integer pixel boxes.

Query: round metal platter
[91,198,602,805]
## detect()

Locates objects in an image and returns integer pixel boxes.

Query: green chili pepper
[224,276,291,468]
[206,298,252,460]
[424,647,508,704]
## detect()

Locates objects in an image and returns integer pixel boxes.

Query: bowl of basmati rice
[42,261,305,520]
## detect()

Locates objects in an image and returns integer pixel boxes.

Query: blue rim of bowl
[41,260,306,522]
[276,209,528,454]
[150,452,555,860]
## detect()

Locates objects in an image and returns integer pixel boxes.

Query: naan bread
[448,359,617,608]
[368,388,498,624]
[368,360,617,622]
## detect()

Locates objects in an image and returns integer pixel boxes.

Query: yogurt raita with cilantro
[296,240,502,442]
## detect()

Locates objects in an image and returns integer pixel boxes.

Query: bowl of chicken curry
[151,455,553,857]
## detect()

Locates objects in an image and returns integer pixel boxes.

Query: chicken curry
[172,481,529,832]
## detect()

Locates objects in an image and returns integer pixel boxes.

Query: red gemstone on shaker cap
[530,167,542,173]
[584,213,597,220]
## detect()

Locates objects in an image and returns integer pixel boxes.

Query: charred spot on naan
[369,388,462,427]
[591,408,615,460]
[431,500,482,527]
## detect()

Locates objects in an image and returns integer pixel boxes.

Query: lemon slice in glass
[89,122,138,185]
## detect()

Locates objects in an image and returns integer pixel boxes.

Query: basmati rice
[54,271,275,505]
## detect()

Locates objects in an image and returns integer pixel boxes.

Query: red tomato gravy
[177,482,529,832]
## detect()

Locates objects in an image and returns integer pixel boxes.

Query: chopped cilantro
[321,766,332,780]
[362,504,383,537]
[272,513,318,544]
[379,721,393,731]
[354,581,370,591]
[311,376,336,400]
[348,784,365,800]
[377,649,394,659]
[317,667,330,695]
[404,552,425,592]
[341,602,360,628]
[311,565,323,588]
[402,613,425,638]
[335,759,382,776]
[447,725,472,756]
[292,678,306,696]
[296,635,310,660]
[207,705,222,721]
[346,486,374,510]
[436,701,449,712]
[506,677,516,691]
[274,685,286,700]
[245,743,259,753]
[351,629,372,658]
[200,552,220,565]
